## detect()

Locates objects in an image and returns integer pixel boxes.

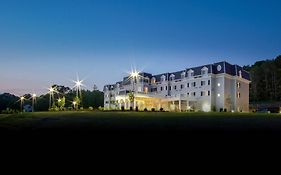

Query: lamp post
[32,93,36,112]
[48,87,55,109]
[20,96,25,113]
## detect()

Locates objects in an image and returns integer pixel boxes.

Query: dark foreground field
[1,111,281,135]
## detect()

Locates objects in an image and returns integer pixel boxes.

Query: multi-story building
[103,61,251,112]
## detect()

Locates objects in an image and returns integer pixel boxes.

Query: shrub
[130,107,133,111]
[160,108,164,112]
[144,108,148,112]
[151,108,155,112]
[89,107,94,111]
[98,106,104,111]
[135,106,139,112]
[121,106,125,111]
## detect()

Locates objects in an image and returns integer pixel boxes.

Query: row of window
[159,80,211,91]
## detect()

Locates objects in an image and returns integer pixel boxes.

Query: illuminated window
[237,92,241,98]
[237,82,241,88]
[144,87,148,94]
[151,77,156,84]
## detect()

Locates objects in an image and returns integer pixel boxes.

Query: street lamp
[20,96,25,112]
[72,75,84,104]
[48,86,57,109]
[32,93,36,112]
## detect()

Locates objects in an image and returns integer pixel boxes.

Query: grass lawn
[0,111,281,133]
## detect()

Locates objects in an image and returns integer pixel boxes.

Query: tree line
[0,85,104,113]
[243,55,281,103]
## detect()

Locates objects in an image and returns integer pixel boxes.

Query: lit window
[151,77,156,84]
[237,92,241,98]
[237,82,241,88]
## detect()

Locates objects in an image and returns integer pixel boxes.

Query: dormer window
[161,75,166,82]
[187,69,194,78]
[201,67,208,76]
[116,83,120,88]
[239,70,242,78]
[170,74,175,81]
[181,72,186,79]
[151,77,156,84]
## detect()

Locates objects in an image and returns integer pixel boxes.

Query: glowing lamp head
[32,94,36,98]
[76,81,82,86]
[73,101,77,105]
[58,99,62,103]
[20,96,25,100]
[49,87,54,92]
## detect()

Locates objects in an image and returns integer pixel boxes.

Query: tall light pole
[48,86,56,109]
[32,93,36,112]
[73,75,84,107]
[20,96,25,113]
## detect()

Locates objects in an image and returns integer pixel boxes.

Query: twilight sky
[0,0,281,95]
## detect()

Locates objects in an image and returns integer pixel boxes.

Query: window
[208,91,210,96]
[181,72,186,79]
[174,86,177,90]
[144,87,148,94]
[188,70,194,78]
[237,82,241,88]
[237,92,241,98]
[239,70,242,78]
[161,87,163,91]
[170,74,175,81]
[181,84,184,89]
[151,77,156,84]
[187,83,190,88]
[201,81,205,86]
[169,86,171,90]
[208,80,210,85]
[201,67,208,76]
[187,92,190,96]
[161,75,166,82]
[193,92,196,96]
[193,82,196,87]
[201,91,204,96]
[166,86,168,90]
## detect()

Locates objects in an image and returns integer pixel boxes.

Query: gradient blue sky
[0,0,281,95]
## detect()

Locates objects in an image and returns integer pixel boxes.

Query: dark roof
[105,61,250,88]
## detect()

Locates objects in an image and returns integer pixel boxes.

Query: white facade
[104,62,251,112]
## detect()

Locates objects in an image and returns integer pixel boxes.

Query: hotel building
[103,61,250,112]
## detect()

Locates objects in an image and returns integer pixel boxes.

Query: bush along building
[103,61,250,112]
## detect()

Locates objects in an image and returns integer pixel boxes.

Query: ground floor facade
[104,94,213,112]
